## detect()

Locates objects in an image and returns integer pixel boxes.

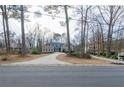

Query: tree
[92,29,96,55]
[0,5,8,53]
[85,22,89,53]
[43,5,71,55]
[64,5,71,55]
[74,6,91,56]
[3,5,11,53]
[20,5,26,56]
[98,6,124,57]
[95,19,105,54]
[53,33,61,42]
[61,33,66,43]
[26,26,34,49]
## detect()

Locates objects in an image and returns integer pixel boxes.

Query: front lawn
[0,54,49,64]
[56,53,112,65]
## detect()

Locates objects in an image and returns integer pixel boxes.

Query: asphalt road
[0,66,124,87]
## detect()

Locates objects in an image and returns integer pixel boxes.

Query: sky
[0,5,78,41]
[26,6,66,33]
[0,5,124,44]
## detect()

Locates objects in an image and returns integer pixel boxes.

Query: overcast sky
[0,5,77,40]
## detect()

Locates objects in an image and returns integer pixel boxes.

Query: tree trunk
[99,22,104,54]
[64,5,71,55]
[1,5,8,53]
[83,10,88,53]
[80,6,85,55]
[86,22,89,53]
[97,25,100,56]
[106,24,112,57]
[92,30,96,55]
[21,5,26,56]
[4,5,10,53]
[80,6,89,56]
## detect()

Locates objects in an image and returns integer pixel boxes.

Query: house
[42,42,73,53]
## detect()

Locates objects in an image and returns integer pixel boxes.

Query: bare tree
[78,6,92,56]
[98,6,124,57]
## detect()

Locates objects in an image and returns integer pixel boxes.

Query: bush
[111,51,117,55]
[122,56,124,60]
[100,52,107,57]
[110,54,118,59]
[31,49,41,55]
[80,53,91,59]
[119,55,124,60]
[70,52,80,57]
[70,51,91,59]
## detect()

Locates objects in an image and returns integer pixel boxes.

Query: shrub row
[95,51,124,60]
[31,49,41,55]
[70,51,91,59]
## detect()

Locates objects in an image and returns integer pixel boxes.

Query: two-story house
[42,42,73,53]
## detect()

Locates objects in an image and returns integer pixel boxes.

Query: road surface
[0,66,124,87]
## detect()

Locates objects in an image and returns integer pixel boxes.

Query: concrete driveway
[5,52,71,66]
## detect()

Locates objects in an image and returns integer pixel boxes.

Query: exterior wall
[42,44,54,52]
[42,42,74,53]
[42,45,54,53]
[61,44,74,52]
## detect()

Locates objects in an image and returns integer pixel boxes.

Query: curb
[0,64,123,67]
